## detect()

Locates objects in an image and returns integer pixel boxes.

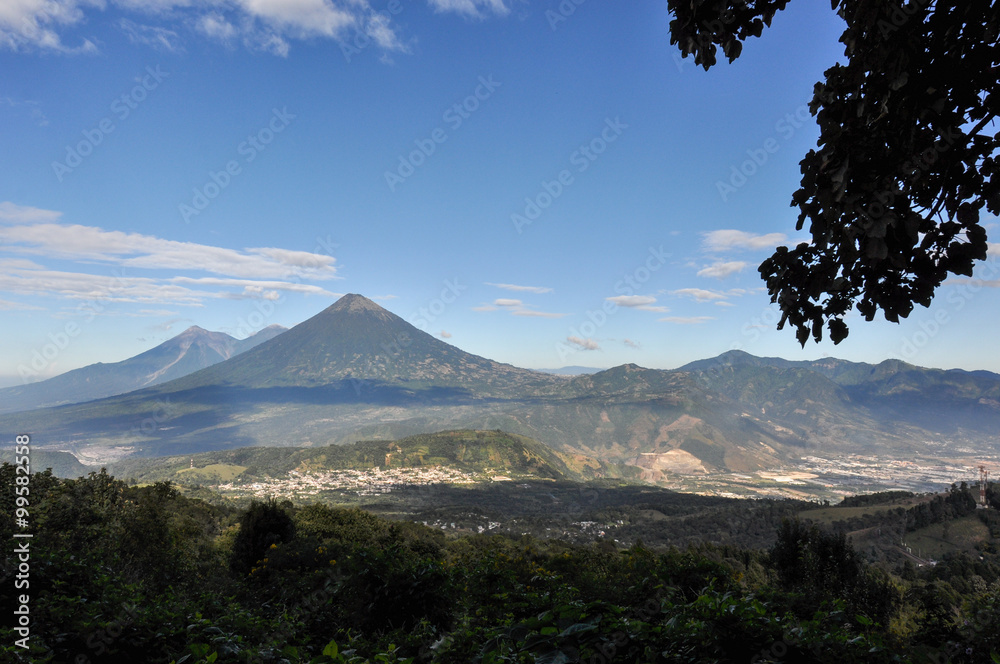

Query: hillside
[105,429,623,486]
[680,349,1000,444]
[4,462,998,664]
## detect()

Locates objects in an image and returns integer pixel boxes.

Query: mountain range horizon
[2,292,998,488]
[11,293,997,394]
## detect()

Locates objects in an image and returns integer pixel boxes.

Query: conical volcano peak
[180,325,211,335]
[327,293,387,314]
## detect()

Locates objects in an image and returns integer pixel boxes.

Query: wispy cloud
[659,316,715,324]
[118,18,184,52]
[0,97,49,126]
[172,277,337,297]
[697,261,747,279]
[671,288,728,302]
[702,230,786,252]
[2,219,339,281]
[0,298,43,311]
[511,310,567,318]
[670,286,758,307]
[0,202,341,306]
[475,297,566,318]
[0,202,61,224]
[494,298,522,307]
[486,282,553,294]
[567,335,599,350]
[439,330,452,338]
[427,0,509,18]
[605,294,669,312]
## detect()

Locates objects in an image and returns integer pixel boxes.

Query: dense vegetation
[3,464,999,663]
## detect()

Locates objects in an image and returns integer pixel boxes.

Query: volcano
[160,294,559,396]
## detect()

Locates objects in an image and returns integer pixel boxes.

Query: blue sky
[2,0,999,388]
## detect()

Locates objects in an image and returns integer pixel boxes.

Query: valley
[5,294,999,506]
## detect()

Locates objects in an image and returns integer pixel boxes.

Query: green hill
[107,429,615,485]
[0,449,89,478]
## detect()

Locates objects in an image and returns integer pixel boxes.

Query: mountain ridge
[1,294,997,476]
[0,323,287,414]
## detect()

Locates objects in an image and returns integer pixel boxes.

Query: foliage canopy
[666,0,1000,344]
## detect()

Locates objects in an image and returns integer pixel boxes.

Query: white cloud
[607,295,655,307]
[136,309,179,317]
[0,202,61,224]
[605,294,669,312]
[475,297,565,318]
[427,0,509,18]
[0,266,207,305]
[658,316,715,324]
[119,18,184,52]
[567,336,599,350]
[0,265,340,306]
[439,330,452,338]
[1,220,339,281]
[486,282,553,294]
[0,0,100,53]
[623,338,640,349]
[0,258,46,270]
[494,298,522,307]
[0,203,342,307]
[955,279,1000,288]
[360,8,404,51]
[0,298,43,311]
[702,230,786,252]
[174,277,337,297]
[195,12,238,42]
[671,288,728,302]
[511,310,567,318]
[0,0,413,56]
[670,287,757,306]
[697,261,747,279]
[236,0,355,37]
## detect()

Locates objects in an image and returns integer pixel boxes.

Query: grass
[902,515,990,560]
[798,496,931,524]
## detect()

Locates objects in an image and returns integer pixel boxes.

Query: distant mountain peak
[327,293,385,314]
[180,325,211,335]
[0,321,282,414]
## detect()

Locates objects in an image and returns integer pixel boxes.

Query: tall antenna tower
[980,465,990,508]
